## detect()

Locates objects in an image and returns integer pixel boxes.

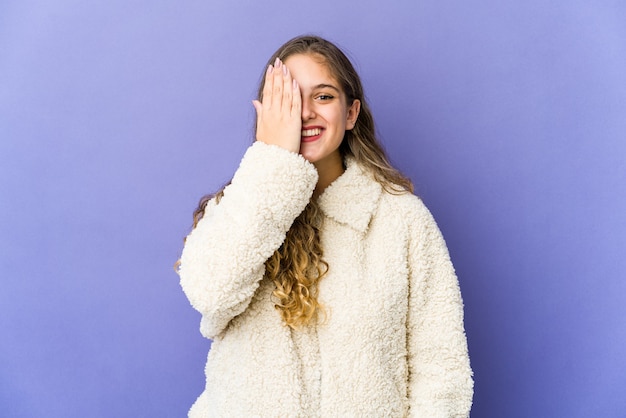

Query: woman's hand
[252,58,302,153]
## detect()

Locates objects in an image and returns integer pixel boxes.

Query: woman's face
[283,53,360,169]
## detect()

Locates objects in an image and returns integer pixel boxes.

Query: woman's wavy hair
[189,35,412,329]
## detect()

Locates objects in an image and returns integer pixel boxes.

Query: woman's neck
[313,153,345,198]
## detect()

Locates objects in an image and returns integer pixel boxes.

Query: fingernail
[293,79,298,89]
[274,57,280,67]
[283,64,288,75]
[267,64,273,74]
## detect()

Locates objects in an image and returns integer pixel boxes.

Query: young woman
[178,35,473,417]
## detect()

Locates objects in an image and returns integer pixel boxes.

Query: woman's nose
[301,99,316,121]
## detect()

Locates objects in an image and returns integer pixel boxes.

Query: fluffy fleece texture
[179,142,473,417]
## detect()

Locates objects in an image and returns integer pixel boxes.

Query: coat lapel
[317,158,382,234]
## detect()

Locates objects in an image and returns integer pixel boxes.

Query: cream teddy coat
[179,142,473,417]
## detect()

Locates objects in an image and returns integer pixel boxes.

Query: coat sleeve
[177,142,318,339]
[406,201,473,417]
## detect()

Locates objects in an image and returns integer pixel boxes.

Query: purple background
[1,1,625,417]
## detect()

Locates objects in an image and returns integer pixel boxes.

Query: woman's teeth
[302,128,321,137]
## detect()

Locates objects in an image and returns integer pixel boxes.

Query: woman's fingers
[261,63,274,110]
[252,99,262,117]
[261,58,297,113]
[291,78,301,117]
[271,58,285,110]
[281,64,293,114]
[280,61,302,119]
[254,58,301,153]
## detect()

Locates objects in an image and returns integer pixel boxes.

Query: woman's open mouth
[301,127,323,142]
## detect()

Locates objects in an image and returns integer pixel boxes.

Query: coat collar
[317,157,382,234]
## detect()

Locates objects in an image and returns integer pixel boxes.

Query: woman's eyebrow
[312,83,341,93]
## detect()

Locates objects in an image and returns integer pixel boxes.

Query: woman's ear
[346,99,361,130]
